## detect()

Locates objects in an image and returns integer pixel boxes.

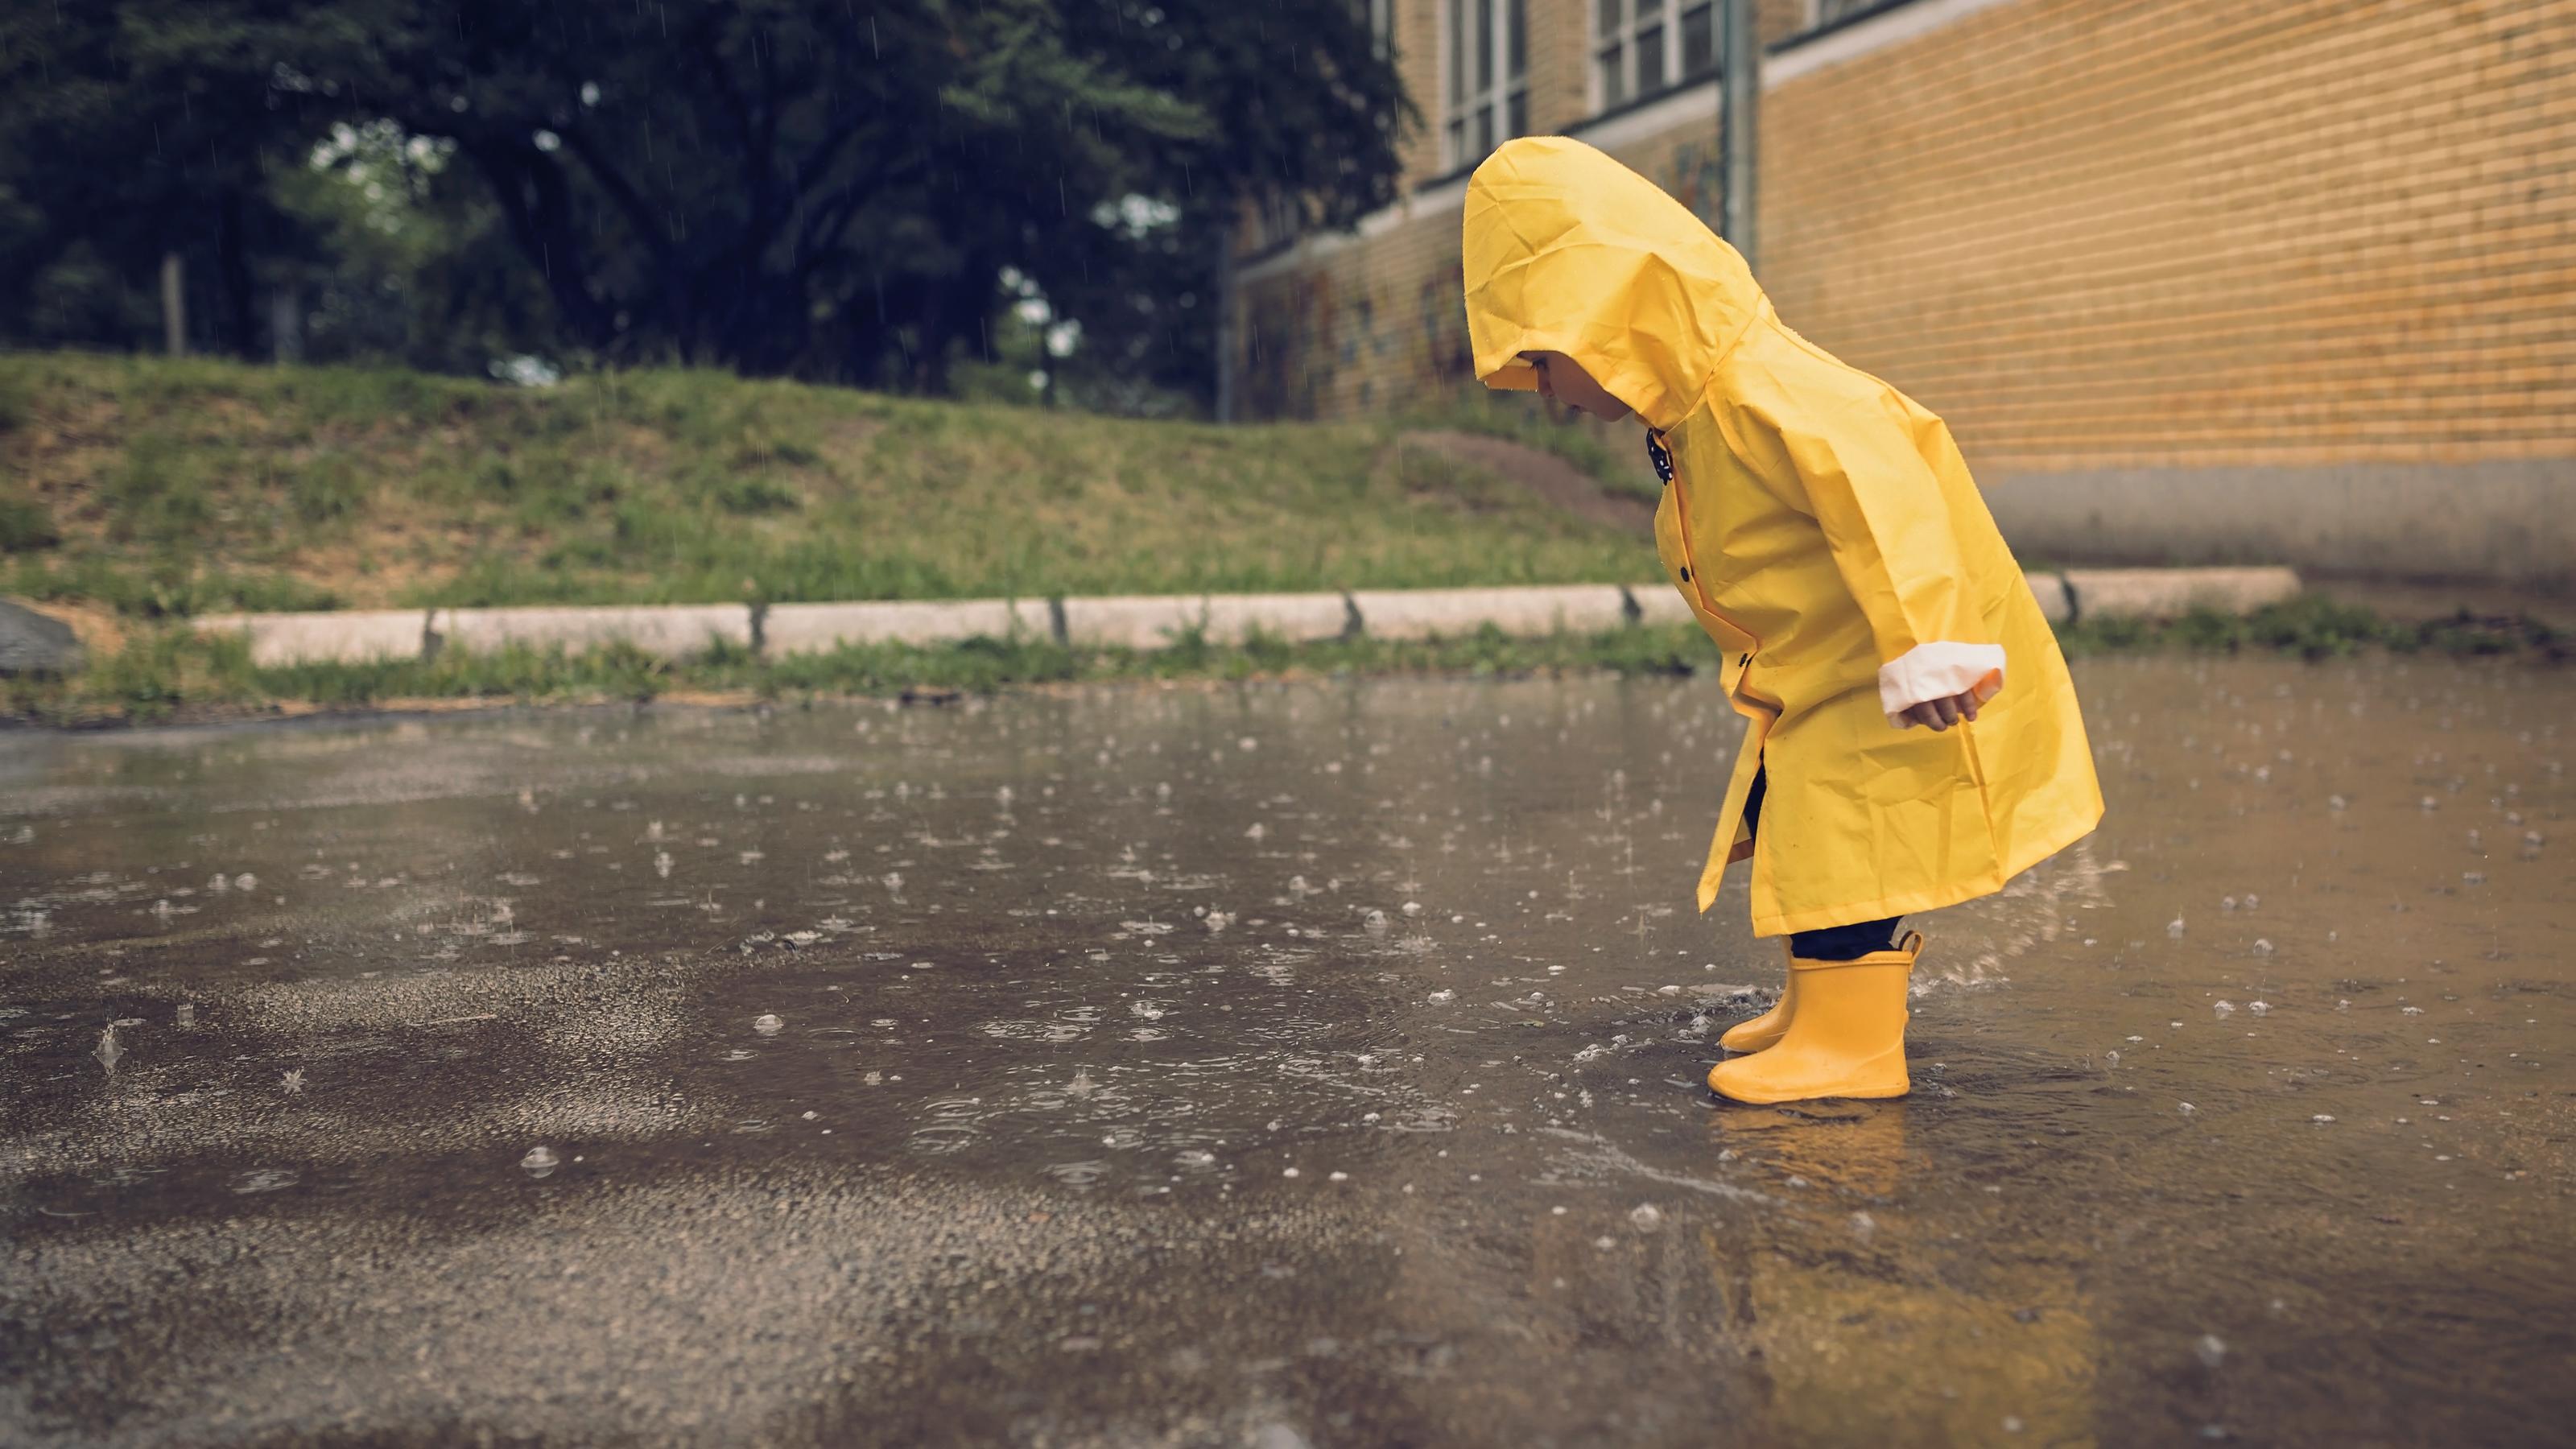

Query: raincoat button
[1679,567,1691,582]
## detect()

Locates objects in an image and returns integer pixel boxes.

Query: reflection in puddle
[1,660,2570,1444]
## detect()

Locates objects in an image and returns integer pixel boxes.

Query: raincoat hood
[1463,136,1763,431]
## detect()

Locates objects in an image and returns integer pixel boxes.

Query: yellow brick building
[1233,0,2576,586]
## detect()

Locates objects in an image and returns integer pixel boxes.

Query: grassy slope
[0,352,1656,619]
[2,354,2559,727]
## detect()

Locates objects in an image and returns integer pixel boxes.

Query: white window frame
[1443,0,1528,171]
[1593,0,1720,113]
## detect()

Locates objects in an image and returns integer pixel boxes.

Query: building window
[1812,0,1882,25]
[1366,0,1394,56]
[1596,0,1718,111]
[1258,192,1304,251]
[1446,0,1527,169]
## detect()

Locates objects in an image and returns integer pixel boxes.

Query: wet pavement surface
[3,657,2571,1447]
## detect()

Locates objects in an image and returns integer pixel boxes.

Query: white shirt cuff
[1880,642,2006,726]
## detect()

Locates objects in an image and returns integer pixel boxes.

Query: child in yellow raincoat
[1462,137,2103,1105]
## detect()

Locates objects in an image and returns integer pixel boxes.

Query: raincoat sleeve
[1753,391,2004,724]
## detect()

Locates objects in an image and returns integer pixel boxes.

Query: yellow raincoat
[1463,137,2101,935]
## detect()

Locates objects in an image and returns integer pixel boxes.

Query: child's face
[1521,350,1632,423]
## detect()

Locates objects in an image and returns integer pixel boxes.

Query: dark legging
[1743,765,1903,961]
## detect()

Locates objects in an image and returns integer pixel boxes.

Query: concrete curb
[765,599,1041,655]
[2057,566,2301,621]
[434,604,753,659]
[193,568,2304,667]
[214,609,436,668]
[1348,584,1633,641]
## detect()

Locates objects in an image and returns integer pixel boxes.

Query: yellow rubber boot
[1707,931,1921,1104]
[1717,943,1798,1053]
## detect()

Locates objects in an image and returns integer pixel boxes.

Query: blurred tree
[0,1,364,357]
[1,2,1410,403]
[269,119,564,373]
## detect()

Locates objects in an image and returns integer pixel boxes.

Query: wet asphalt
[3,656,2571,1447]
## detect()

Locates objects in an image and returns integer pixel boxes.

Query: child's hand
[1896,671,2004,732]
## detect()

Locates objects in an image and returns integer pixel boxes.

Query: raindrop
[1629,1203,1664,1232]
[93,1026,122,1073]
[754,1013,785,1036]
[1427,990,1456,1004]
[522,1145,560,1179]
[2248,1001,2270,1016]
[2251,939,2274,956]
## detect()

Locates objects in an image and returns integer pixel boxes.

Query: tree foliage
[0,2,1412,405]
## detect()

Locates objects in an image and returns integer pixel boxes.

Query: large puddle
[3,657,2570,1445]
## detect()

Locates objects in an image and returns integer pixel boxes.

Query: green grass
[2057,594,2563,661]
[0,351,1657,618]
[0,484,57,551]
[1394,387,1657,502]
[6,597,2556,728]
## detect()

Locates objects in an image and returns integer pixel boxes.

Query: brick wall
[1758,0,1813,47]
[1235,0,2576,580]
[1757,0,2576,474]
[1240,201,1471,419]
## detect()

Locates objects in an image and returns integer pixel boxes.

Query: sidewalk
[194,568,2306,667]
